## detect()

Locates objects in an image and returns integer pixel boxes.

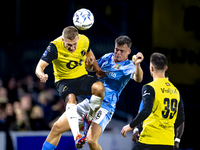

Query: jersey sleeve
[174,95,185,128]
[122,62,135,79]
[130,85,155,128]
[41,43,58,63]
[97,53,112,67]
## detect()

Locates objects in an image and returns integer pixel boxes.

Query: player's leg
[87,122,102,150]
[87,81,104,121]
[42,112,70,150]
[86,107,112,150]
[77,99,103,150]
[64,93,80,140]
[43,93,84,150]
[55,79,82,141]
[65,94,87,149]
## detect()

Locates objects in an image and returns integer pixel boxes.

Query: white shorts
[77,98,113,132]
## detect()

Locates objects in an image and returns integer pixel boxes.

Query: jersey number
[162,98,177,119]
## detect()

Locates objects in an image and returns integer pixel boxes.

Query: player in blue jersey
[77,35,144,150]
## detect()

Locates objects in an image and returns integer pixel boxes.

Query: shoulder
[123,59,135,68]
[43,43,57,56]
[120,59,135,76]
[99,53,114,63]
[101,53,114,59]
[79,34,89,43]
[142,84,154,91]
[41,43,58,63]
[78,34,90,50]
[145,80,159,89]
[142,84,155,97]
[51,36,62,45]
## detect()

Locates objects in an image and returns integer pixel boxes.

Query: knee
[51,121,62,135]
[87,137,97,148]
[65,94,77,104]
[92,82,104,97]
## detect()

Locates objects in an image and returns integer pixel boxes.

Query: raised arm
[132,52,144,82]
[85,49,106,78]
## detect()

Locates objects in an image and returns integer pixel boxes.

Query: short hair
[62,26,79,40]
[150,52,168,70]
[115,36,132,48]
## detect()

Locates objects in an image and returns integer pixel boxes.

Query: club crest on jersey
[165,82,170,86]
[114,63,121,70]
[42,50,48,57]
[81,50,86,56]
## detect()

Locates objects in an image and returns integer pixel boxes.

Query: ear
[150,65,154,72]
[128,48,131,54]
[165,66,168,71]
[149,65,154,77]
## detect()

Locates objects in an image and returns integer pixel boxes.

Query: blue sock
[42,141,56,150]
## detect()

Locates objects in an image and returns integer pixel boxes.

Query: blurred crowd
[0,75,65,131]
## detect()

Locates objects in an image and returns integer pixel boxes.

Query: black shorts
[55,75,99,100]
[132,142,173,150]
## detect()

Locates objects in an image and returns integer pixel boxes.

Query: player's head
[114,36,131,62]
[62,26,79,53]
[150,52,168,76]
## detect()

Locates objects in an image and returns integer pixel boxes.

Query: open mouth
[68,49,76,53]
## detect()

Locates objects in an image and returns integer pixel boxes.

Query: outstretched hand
[37,72,48,83]
[121,124,133,137]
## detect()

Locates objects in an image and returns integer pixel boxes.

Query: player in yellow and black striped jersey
[121,53,185,150]
[35,26,105,149]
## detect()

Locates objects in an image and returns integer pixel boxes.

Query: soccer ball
[73,8,94,30]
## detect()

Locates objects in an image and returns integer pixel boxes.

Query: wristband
[133,127,139,134]
[174,138,181,143]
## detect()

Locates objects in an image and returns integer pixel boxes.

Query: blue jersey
[139,100,143,112]
[97,53,135,112]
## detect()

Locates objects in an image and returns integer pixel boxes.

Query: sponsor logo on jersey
[81,50,86,56]
[160,88,173,94]
[62,86,68,92]
[106,71,116,78]
[143,90,150,96]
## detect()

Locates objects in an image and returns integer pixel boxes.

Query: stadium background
[0,0,200,149]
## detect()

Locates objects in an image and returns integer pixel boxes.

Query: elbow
[135,76,143,83]
[137,77,143,83]
[141,109,151,119]
[35,66,38,76]
[35,64,40,76]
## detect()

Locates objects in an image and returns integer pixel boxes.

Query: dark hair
[62,26,79,40]
[115,36,132,48]
[150,52,167,70]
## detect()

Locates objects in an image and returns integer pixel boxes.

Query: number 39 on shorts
[162,98,178,119]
